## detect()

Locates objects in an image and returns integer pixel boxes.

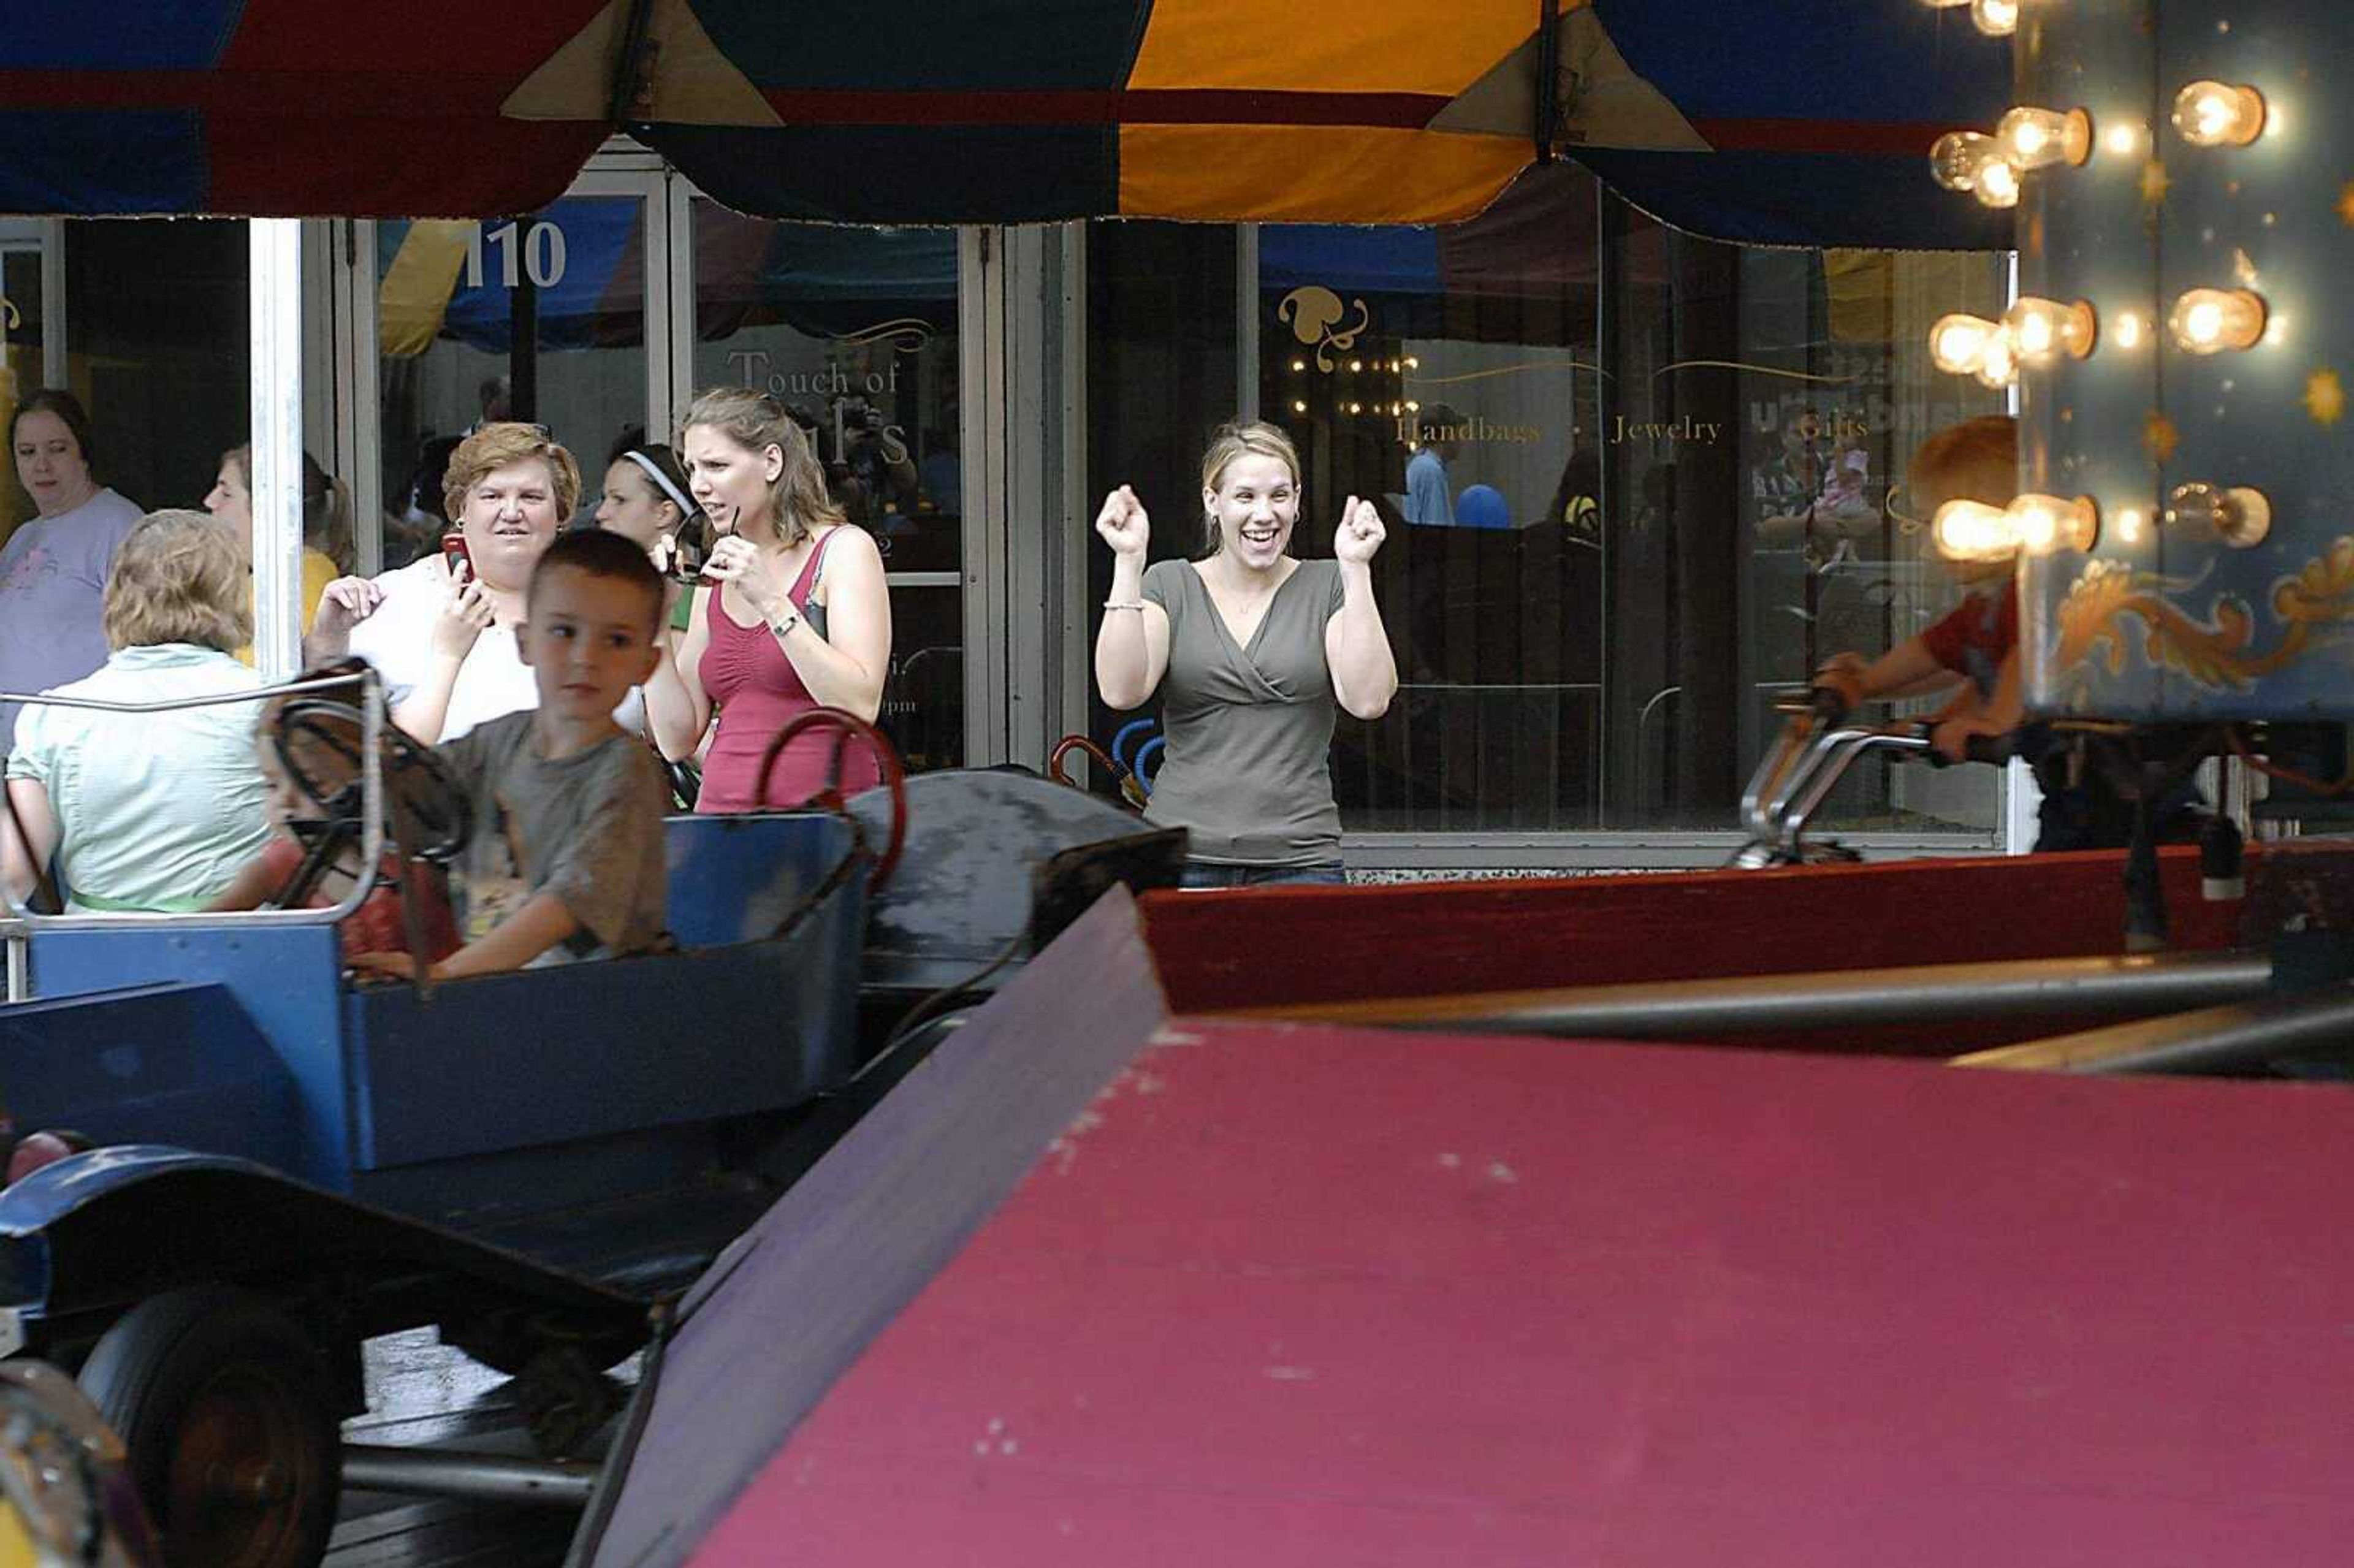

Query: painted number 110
[463,221,567,290]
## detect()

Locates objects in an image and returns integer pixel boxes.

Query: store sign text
[464,221,567,290]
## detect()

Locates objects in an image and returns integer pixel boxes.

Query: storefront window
[1243,166,2010,842]
[376,199,652,568]
[7,219,251,530]
[0,223,46,550]
[691,201,964,770]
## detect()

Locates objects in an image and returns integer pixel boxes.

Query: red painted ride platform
[584,878,2354,1567]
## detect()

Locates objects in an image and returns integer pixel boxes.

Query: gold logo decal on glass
[1277,286,1371,373]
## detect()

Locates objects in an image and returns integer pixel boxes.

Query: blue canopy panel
[1575,149,2013,251]
[1572,0,2013,249]
[0,0,606,218]
[639,0,1138,224]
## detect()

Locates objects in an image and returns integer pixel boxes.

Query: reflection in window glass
[690,200,962,769]
[51,219,251,526]
[376,199,649,568]
[0,233,46,550]
[1257,167,2009,838]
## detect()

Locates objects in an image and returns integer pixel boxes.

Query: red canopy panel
[579,888,2354,1568]
[688,996,2354,1566]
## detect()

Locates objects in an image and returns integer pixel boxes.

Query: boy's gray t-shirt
[436,711,669,963]
[1140,557,1347,866]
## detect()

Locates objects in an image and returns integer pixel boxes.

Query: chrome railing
[2,667,387,1001]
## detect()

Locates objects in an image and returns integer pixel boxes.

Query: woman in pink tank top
[641,389,893,812]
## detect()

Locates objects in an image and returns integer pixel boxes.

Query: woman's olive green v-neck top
[1140,557,1347,866]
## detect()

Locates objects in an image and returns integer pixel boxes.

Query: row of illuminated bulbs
[1927,483,2269,566]
[1928,286,2263,390]
[1932,82,2265,212]
[1284,355,1422,419]
[1921,75,2272,562]
[1928,79,2268,387]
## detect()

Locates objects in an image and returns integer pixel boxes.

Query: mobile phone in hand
[441,530,471,577]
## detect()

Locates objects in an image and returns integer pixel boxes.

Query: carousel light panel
[1975,1,2345,721]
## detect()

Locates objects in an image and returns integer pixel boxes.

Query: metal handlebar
[1735,704,2036,869]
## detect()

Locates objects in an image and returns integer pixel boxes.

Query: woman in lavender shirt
[1,389,142,755]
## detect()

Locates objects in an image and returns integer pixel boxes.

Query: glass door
[689,198,966,770]
[373,183,665,567]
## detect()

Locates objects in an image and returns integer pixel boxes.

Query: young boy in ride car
[1811,414,2022,761]
[349,529,670,981]
[207,687,462,965]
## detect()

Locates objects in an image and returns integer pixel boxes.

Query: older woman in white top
[2,510,272,913]
[305,422,582,742]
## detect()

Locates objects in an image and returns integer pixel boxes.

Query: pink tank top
[695,528,882,813]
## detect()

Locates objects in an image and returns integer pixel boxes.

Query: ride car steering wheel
[273,699,471,864]
[752,709,908,892]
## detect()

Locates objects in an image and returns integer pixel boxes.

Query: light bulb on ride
[2006,494,2098,556]
[2003,297,2097,364]
[2171,81,2266,148]
[1929,313,2002,375]
[2166,482,2271,547]
[2113,311,2145,349]
[1970,0,2018,36]
[2168,288,2266,354]
[1933,500,2016,562]
[1997,106,2094,170]
[1971,328,2019,389]
[1930,132,2019,207]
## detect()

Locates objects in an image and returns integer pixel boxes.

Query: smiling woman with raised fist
[1094,420,1397,888]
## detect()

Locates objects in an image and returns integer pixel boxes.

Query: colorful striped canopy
[1,0,2009,247]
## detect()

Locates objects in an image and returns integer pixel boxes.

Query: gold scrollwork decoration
[1277,286,1372,373]
[0,294,20,331]
[834,318,932,352]
[2054,538,2354,694]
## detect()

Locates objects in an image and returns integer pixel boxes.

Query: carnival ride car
[0,670,1180,1568]
[571,816,2354,1568]
[20,3,2354,1564]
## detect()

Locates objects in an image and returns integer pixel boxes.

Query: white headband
[622,450,698,521]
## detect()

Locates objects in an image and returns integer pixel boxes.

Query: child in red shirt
[207,696,460,964]
[1812,415,2023,761]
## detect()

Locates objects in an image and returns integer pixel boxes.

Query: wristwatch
[765,602,801,640]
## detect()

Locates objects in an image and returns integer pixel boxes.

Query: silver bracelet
[1103,598,1148,612]
[766,605,801,639]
